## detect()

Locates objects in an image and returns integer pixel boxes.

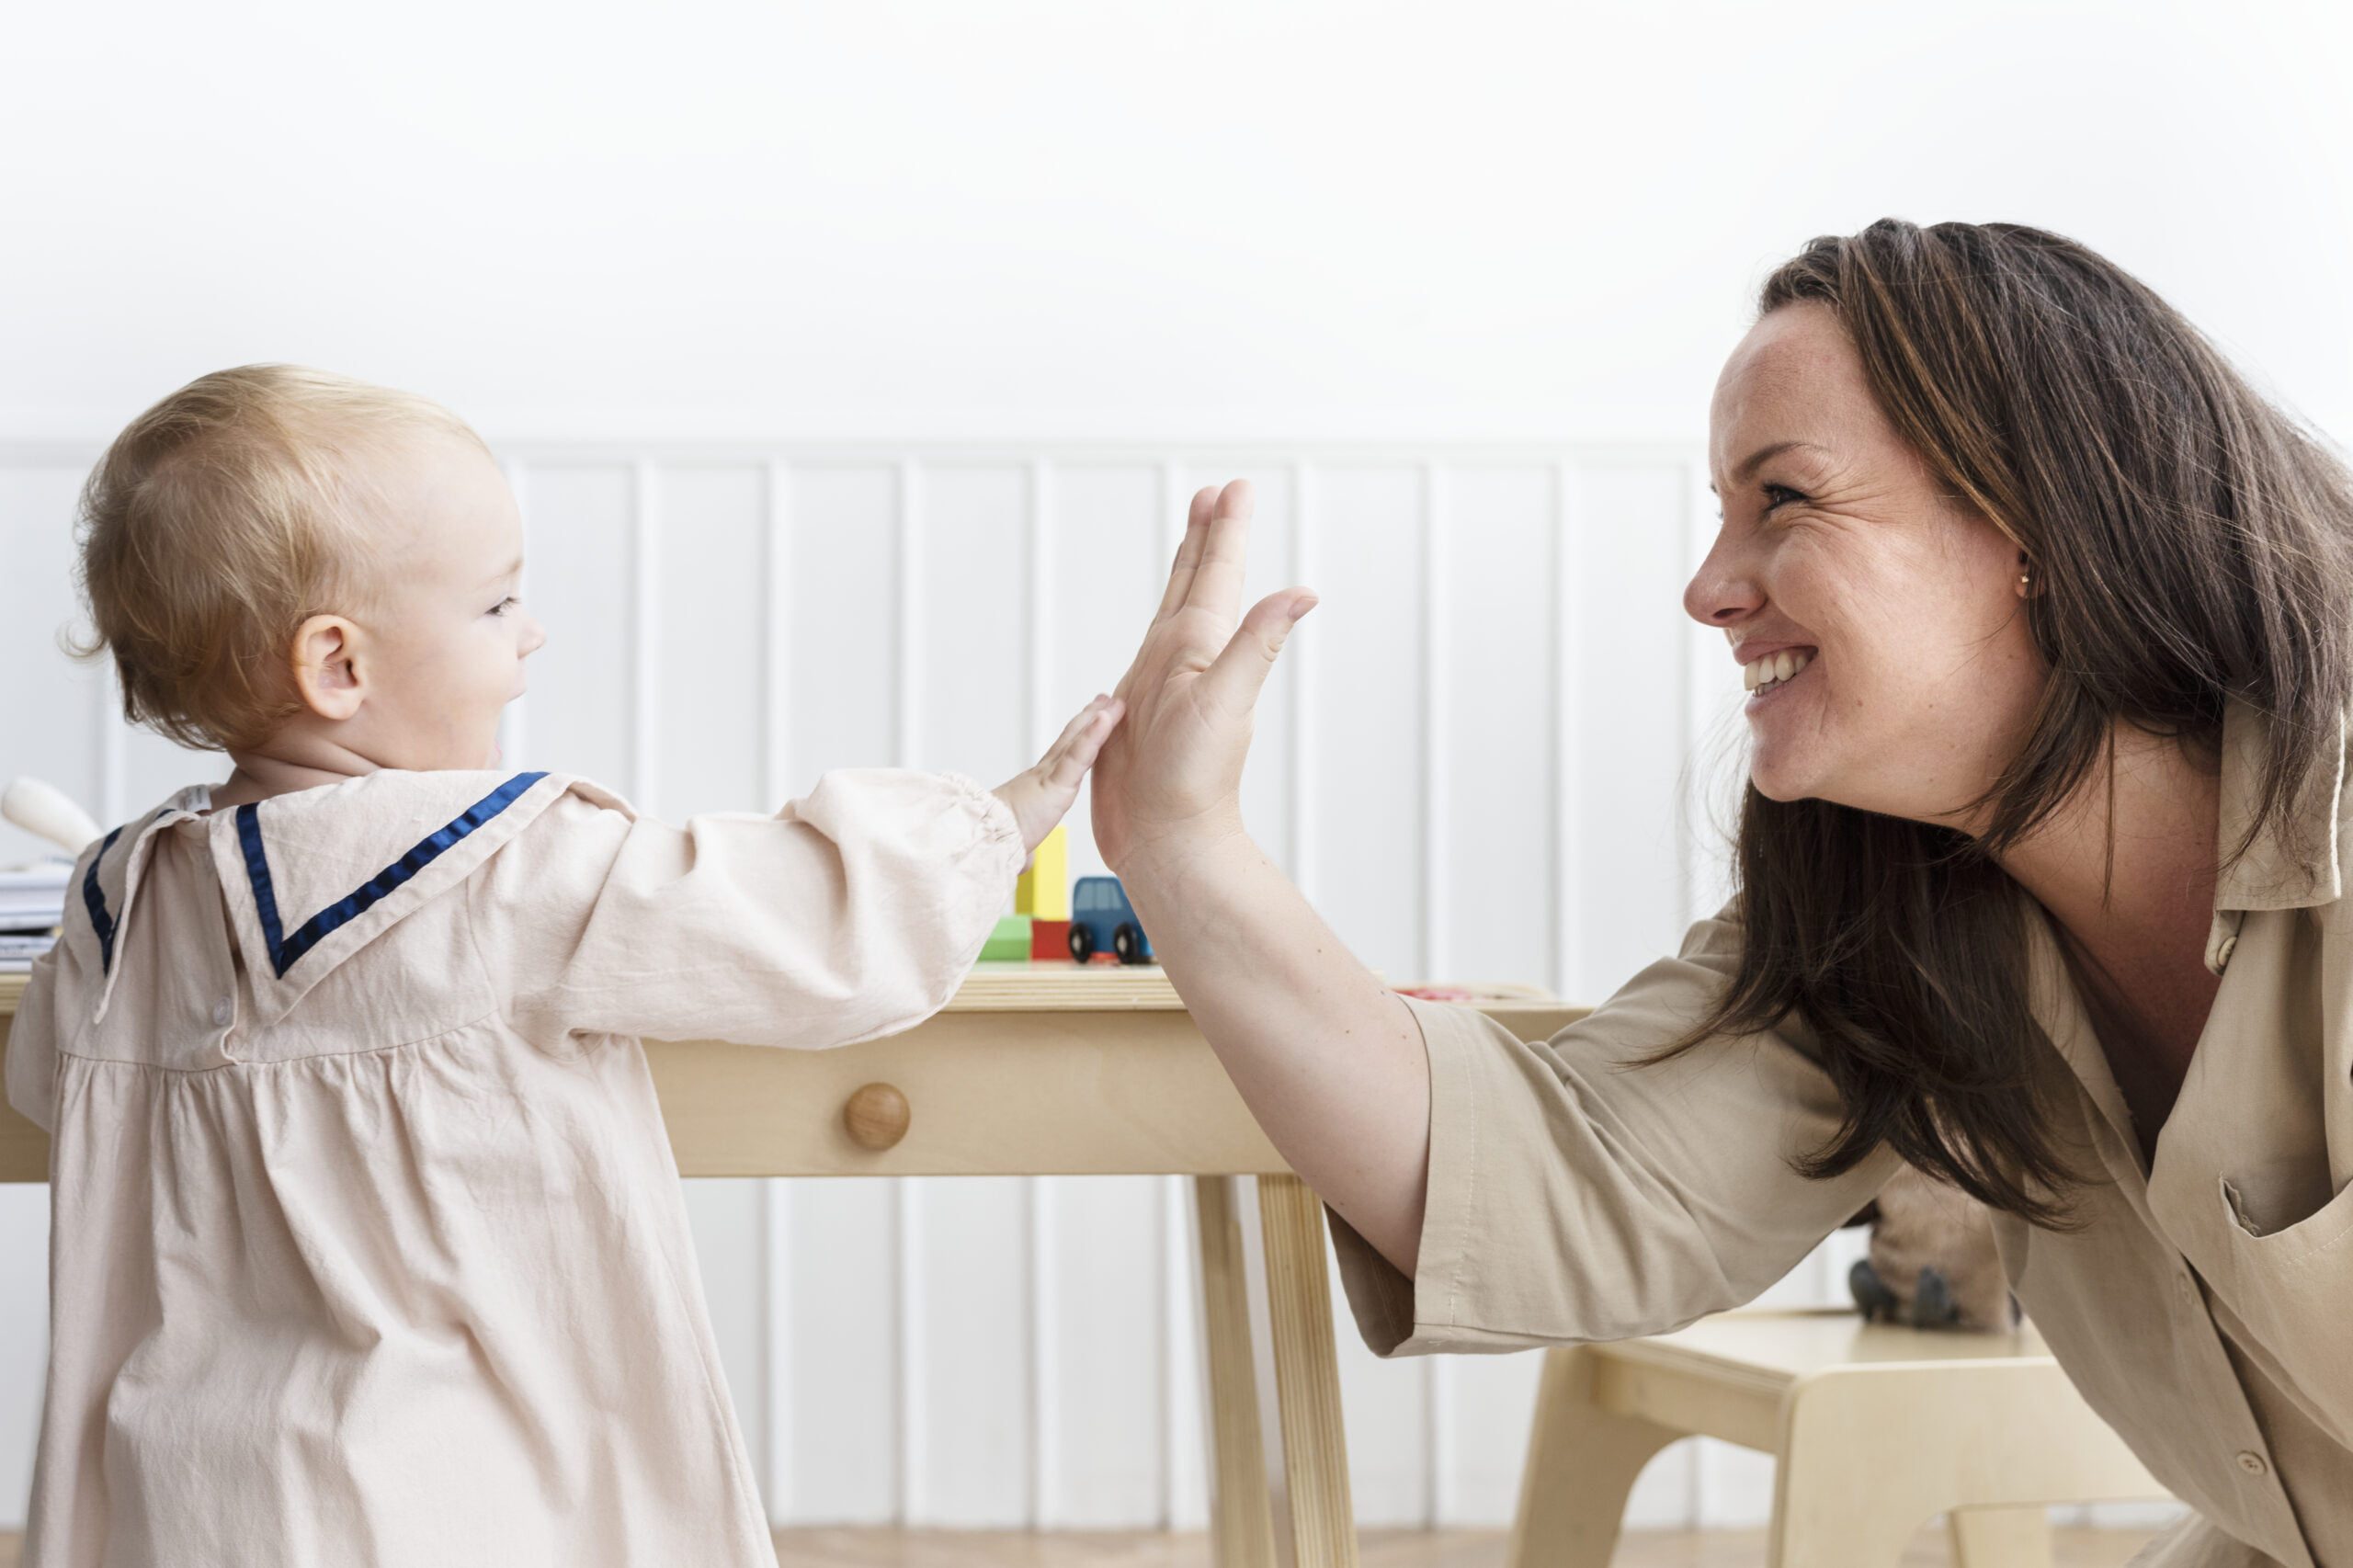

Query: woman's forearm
[1119,827,1432,1277]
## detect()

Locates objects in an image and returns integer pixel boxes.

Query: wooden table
[0,963,1583,1568]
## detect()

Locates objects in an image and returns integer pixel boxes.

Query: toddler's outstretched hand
[992,694,1126,859]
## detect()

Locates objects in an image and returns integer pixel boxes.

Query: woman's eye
[489,596,518,616]
[1761,483,1805,513]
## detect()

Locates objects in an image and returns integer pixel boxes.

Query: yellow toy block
[1015,824,1070,920]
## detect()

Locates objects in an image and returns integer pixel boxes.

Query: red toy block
[1029,919,1072,962]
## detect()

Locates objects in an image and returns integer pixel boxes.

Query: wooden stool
[1506,1306,2172,1568]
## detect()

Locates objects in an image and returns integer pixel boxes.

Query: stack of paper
[1,861,72,973]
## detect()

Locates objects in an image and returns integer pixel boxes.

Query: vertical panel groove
[1157,459,1192,1530]
[1420,461,1451,1526]
[631,460,660,813]
[1552,460,1578,1000]
[499,456,532,768]
[893,458,925,1523]
[761,459,794,1520]
[1289,462,1316,896]
[98,664,124,825]
[1028,459,1058,1527]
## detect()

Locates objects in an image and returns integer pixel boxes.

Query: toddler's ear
[290,613,367,722]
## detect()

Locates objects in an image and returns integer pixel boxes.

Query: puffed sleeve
[4,944,65,1135]
[1327,897,1902,1356]
[470,769,1025,1053]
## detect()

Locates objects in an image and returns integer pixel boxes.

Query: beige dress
[1328,697,2353,1568]
[5,767,1022,1568]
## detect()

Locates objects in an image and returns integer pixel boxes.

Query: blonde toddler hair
[71,365,488,753]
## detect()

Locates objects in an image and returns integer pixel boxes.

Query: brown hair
[70,365,485,752]
[1653,220,2353,1226]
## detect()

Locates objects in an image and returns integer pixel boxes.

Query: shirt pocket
[2212,1172,2353,1446]
[2218,1171,2353,1264]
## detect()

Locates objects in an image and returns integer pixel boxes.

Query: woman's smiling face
[1686,301,2049,830]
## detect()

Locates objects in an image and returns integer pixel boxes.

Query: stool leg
[1772,1361,2159,1568]
[1506,1346,1681,1568]
[1947,1506,2053,1568]
[1193,1176,1278,1568]
[1254,1174,1362,1568]
[1771,1373,1934,1568]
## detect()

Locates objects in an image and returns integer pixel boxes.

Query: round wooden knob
[843,1083,911,1151]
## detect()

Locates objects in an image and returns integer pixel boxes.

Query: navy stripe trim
[81,824,126,972]
[237,772,549,979]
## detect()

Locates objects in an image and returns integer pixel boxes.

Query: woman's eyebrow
[1711,439,1833,494]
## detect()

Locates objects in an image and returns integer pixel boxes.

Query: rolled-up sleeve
[472,769,1024,1053]
[1327,899,1901,1356]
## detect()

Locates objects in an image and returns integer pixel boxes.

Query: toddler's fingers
[1044,699,1124,790]
[1040,694,1111,769]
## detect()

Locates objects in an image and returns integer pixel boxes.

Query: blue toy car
[1068,875,1153,964]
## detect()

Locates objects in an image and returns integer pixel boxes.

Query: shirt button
[2215,935,2237,971]
[2237,1450,2268,1476]
[211,997,233,1028]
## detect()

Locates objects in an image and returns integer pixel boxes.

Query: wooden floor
[760,1527,2162,1568]
[0,1523,2163,1567]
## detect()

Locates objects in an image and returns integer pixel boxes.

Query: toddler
[4,366,1123,1567]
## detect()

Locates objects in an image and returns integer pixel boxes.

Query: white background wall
[6,0,2348,1536]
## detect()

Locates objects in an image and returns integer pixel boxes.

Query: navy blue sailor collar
[76,767,580,1029]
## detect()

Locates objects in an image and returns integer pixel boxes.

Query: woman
[1092,220,2353,1568]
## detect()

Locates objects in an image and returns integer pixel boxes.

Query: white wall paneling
[0,438,1885,1532]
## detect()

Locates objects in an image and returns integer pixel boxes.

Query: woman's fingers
[1183,479,1255,624]
[1202,588,1317,718]
[1153,486,1221,625]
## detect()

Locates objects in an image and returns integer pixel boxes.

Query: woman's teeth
[1745,648,1814,694]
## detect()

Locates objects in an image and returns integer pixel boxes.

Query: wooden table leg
[1251,1173,1361,1568]
[1193,1173,1361,1568]
[1506,1346,1682,1568]
[1194,1175,1278,1568]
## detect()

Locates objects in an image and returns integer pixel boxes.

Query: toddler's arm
[473,697,1120,1053]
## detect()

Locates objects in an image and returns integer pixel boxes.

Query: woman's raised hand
[1092,479,1317,875]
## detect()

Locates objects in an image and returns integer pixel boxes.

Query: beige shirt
[1329,697,2353,1568]
[4,767,1022,1568]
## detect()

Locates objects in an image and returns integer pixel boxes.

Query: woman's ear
[290,613,367,722]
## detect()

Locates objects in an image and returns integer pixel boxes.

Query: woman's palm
[1093,480,1315,873]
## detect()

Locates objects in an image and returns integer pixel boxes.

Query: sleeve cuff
[942,770,1023,858]
[1324,993,1509,1358]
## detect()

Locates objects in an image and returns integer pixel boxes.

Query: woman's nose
[521,615,548,656]
[1683,536,1763,629]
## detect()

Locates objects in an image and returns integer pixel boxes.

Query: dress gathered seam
[57,1006,506,1074]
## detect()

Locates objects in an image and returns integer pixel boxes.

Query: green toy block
[982,915,1034,962]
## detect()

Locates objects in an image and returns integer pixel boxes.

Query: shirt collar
[2210,695,2347,915]
[79,772,566,1029]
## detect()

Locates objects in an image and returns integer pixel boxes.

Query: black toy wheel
[1068,925,1096,962]
[1114,925,1142,964]
[1848,1259,1898,1324]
